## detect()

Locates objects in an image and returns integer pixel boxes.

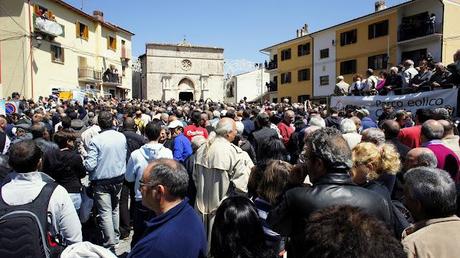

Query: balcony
[266,81,278,92]
[398,13,442,43]
[102,69,122,86]
[78,67,102,82]
[264,60,278,71]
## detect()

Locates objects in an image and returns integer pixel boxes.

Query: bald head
[405,148,438,170]
[438,119,454,137]
[215,118,237,142]
[421,119,444,141]
[381,119,400,139]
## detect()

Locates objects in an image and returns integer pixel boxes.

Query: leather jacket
[267,172,392,257]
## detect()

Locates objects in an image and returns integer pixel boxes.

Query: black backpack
[0,181,62,258]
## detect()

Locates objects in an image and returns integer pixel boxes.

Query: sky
[65,0,407,74]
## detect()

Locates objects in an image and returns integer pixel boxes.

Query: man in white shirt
[402,59,419,89]
[1,140,82,245]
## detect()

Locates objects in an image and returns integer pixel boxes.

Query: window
[51,45,64,64]
[108,36,117,50]
[76,22,89,40]
[320,75,329,86]
[368,20,389,39]
[298,95,310,103]
[298,43,311,56]
[368,54,388,70]
[340,59,357,75]
[281,72,291,84]
[320,48,329,59]
[281,49,291,61]
[298,69,311,81]
[340,29,357,46]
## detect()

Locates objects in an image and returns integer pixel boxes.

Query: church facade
[140,41,224,101]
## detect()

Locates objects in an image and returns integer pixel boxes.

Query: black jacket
[250,127,278,159]
[267,172,392,257]
[123,130,147,161]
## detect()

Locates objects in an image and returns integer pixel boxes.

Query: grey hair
[361,128,386,146]
[305,127,352,170]
[416,151,438,168]
[309,116,326,128]
[405,167,457,218]
[147,159,189,198]
[340,119,357,134]
[215,119,234,137]
[422,120,444,140]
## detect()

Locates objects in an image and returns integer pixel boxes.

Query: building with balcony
[260,0,460,102]
[0,0,134,99]
[261,24,313,103]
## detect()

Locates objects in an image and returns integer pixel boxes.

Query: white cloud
[224,59,262,76]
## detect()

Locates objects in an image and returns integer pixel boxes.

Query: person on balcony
[381,67,402,95]
[447,50,460,85]
[430,62,453,89]
[401,60,419,92]
[362,69,379,96]
[410,60,433,92]
[349,74,363,96]
[426,13,436,35]
[334,76,350,96]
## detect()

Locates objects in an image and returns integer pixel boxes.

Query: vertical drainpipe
[308,35,314,102]
[27,0,34,99]
[438,0,445,62]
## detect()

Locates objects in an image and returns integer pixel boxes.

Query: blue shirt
[83,129,127,181]
[128,199,207,258]
[173,133,193,162]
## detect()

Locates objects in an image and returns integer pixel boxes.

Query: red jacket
[398,125,421,149]
[277,121,294,146]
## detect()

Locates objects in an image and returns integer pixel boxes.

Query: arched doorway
[178,78,194,101]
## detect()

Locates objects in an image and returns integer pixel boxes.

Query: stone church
[140,41,224,101]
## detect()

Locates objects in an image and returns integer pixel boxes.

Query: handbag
[79,187,94,223]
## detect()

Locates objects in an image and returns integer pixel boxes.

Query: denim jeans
[93,183,123,249]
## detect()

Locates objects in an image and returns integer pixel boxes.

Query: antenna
[81,0,84,10]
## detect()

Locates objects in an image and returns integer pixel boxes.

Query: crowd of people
[0,88,460,258]
[334,49,460,96]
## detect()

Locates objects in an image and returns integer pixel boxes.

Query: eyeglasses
[139,180,157,190]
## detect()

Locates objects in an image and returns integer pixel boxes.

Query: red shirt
[184,124,208,141]
[277,121,294,146]
[398,125,421,149]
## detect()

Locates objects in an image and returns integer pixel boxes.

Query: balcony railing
[398,20,442,42]
[78,67,102,82]
[264,60,278,70]
[102,71,122,85]
[266,81,278,92]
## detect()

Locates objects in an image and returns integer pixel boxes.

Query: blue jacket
[128,199,207,258]
[173,133,192,162]
[125,143,173,201]
[361,117,378,130]
[83,129,127,181]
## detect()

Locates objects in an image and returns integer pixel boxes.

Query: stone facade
[143,42,224,101]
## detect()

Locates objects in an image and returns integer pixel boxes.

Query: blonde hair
[352,142,401,180]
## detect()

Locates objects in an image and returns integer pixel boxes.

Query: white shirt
[1,172,82,244]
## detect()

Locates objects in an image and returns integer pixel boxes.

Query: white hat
[168,120,183,129]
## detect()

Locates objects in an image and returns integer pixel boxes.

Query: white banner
[330,89,458,120]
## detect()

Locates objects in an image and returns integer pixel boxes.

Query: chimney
[296,29,300,37]
[93,10,104,22]
[375,0,387,12]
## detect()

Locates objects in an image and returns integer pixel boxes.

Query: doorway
[179,92,194,101]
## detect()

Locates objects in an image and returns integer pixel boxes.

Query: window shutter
[76,22,80,38]
[84,25,88,40]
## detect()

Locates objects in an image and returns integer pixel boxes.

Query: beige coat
[443,135,460,159]
[193,136,253,240]
[402,216,460,258]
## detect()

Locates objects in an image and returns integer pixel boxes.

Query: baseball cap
[168,120,183,129]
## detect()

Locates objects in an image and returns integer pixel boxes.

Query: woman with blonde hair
[351,142,401,197]
[351,142,412,238]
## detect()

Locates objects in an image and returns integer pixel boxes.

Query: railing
[78,67,102,81]
[264,60,278,70]
[266,81,278,92]
[102,72,122,85]
[398,21,442,42]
